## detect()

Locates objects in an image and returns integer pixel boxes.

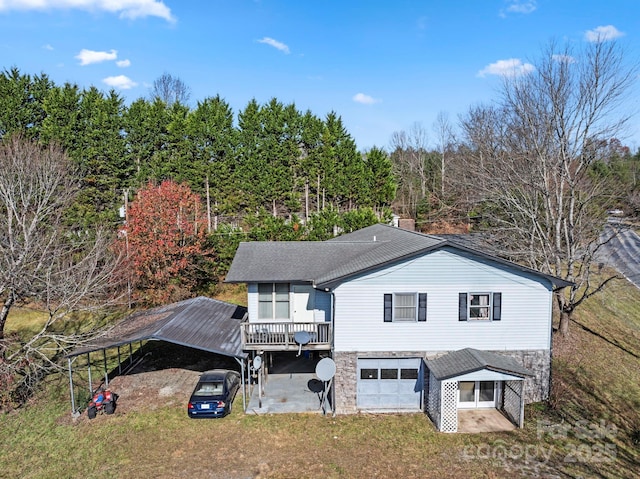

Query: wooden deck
[241,321,331,351]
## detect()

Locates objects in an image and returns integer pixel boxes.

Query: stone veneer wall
[332,349,550,415]
[492,349,551,403]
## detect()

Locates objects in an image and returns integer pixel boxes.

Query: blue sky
[1,0,639,150]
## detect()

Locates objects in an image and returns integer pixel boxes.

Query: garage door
[357,358,423,410]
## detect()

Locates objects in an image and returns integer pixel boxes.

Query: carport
[65,296,248,417]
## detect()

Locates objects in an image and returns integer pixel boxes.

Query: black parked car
[187,369,241,418]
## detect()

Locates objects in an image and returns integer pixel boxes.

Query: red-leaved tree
[123,180,213,305]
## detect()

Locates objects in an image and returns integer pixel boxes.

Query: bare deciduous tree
[457,39,636,336]
[0,135,123,404]
[433,111,455,198]
[150,72,191,106]
[390,122,434,217]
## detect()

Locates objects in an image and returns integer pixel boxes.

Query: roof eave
[316,244,444,289]
[439,240,575,290]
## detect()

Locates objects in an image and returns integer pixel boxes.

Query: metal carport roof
[67,296,248,359]
[66,296,249,416]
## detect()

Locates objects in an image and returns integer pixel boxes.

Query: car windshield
[193,381,224,396]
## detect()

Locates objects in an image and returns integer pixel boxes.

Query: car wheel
[87,406,97,419]
[104,401,115,415]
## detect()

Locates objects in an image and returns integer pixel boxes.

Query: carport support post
[87,353,93,393]
[241,359,246,412]
[68,357,76,416]
[235,357,246,412]
[103,349,109,387]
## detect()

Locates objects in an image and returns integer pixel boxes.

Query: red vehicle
[87,388,118,419]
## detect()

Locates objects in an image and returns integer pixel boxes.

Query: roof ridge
[468,348,490,367]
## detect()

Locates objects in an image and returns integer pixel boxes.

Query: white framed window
[258,283,290,320]
[469,293,491,320]
[394,293,417,321]
[384,293,427,322]
[458,292,502,321]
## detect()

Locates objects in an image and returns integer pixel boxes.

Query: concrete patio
[246,372,326,414]
[457,409,517,433]
[245,352,328,414]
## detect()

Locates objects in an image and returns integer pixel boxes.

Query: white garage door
[357,358,423,410]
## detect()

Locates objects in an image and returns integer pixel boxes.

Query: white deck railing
[241,322,331,350]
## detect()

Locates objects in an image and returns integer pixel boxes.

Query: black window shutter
[458,293,468,321]
[384,294,393,322]
[418,293,427,321]
[493,292,502,321]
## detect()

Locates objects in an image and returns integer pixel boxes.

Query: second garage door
[356,358,423,411]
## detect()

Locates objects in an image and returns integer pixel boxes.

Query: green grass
[5,306,48,335]
[1,279,639,478]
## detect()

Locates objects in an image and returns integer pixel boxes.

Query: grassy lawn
[1,279,639,478]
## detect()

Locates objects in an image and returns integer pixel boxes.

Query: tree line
[0,67,396,228]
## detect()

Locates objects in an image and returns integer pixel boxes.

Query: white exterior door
[292,284,315,323]
[458,381,497,409]
[356,358,422,411]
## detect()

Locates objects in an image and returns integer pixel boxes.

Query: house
[225,223,571,432]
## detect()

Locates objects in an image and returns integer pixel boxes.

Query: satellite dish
[307,378,324,394]
[294,330,311,345]
[252,355,262,370]
[315,357,336,381]
[294,331,312,357]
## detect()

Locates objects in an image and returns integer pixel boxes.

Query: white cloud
[552,54,576,64]
[353,93,380,105]
[505,1,537,14]
[477,58,535,78]
[103,75,137,89]
[585,25,624,43]
[257,37,290,54]
[76,48,117,65]
[0,0,175,23]
[43,44,54,50]
[116,59,131,67]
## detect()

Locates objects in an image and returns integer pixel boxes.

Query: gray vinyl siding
[333,248,553,352]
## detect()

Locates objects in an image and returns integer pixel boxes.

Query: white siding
[247,283,259,320]
[333,248,553,352]
[247,283,330,323]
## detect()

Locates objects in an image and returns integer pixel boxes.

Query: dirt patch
[71,342,240,421]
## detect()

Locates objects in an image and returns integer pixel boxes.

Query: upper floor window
[384,293,427,322]
[459,292,502,321]
[258,283,290,320]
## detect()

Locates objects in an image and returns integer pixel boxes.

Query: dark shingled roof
[67,296,247,359]
[225,223,572,289]
[425,348,534,380]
